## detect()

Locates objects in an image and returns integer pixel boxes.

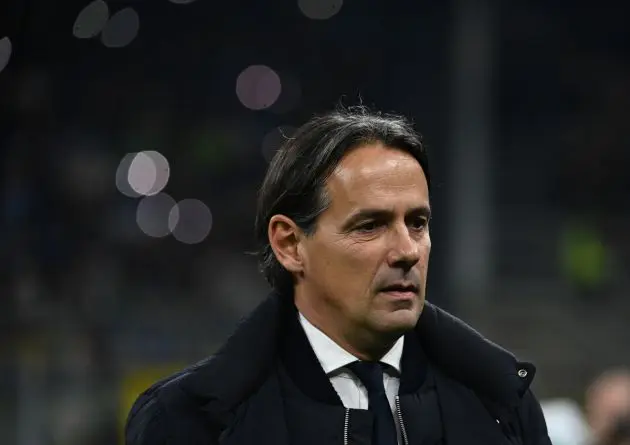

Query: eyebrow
[341,205,432,231]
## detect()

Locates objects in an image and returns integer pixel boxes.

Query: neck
[294,286,398,362]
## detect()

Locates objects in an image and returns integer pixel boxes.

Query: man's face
[299,143,431,342]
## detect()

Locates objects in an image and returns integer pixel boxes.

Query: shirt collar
[299,312,404,376]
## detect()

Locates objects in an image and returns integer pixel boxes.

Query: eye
[355,220,381,233]
[409,217,428,231]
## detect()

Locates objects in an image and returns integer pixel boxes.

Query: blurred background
[1,0,629,444]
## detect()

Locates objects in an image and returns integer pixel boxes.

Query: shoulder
[418,303,552,445]
[125,384,168,445]
[125,294,288,445]
[124,361,223,445]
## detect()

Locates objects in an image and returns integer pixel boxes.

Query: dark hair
[254,105,430,295]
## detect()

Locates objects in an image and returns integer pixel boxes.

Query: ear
[268,215,304,274]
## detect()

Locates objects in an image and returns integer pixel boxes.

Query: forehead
[325,143,429,215]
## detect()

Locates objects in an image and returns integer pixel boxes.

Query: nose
[386,225,421,271]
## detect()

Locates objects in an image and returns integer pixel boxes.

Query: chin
[376,309,419,333]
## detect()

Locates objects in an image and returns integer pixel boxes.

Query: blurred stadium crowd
[0,0,628,444]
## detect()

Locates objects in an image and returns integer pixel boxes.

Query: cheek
[307,239,361,278]
[417,236,432,270]
[322,240,381,292]
[336,244,378,282]
[424,239,432,263]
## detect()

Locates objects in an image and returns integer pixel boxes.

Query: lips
[380,283,418,294]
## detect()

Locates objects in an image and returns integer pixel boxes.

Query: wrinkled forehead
[325,144,429,213]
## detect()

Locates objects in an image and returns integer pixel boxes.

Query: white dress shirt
[299,313,404,443]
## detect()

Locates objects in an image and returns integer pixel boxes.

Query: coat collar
[179,291,535,420]
[416,300,535,408]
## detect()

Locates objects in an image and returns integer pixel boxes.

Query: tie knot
[347,361,386,395]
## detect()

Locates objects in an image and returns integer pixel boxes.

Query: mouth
[379,283,418,299]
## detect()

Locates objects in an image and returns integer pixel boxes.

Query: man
[126,106,551,445]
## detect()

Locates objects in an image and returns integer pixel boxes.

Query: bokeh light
[101,7,140,48]
[126,151,170,197]
[115,153,141,198]
[298,0,343,20]
[73,0,110,39]
[144,151,170,195]
[0,36,12,74]
[168,199,212,244]
[136,193,178,238]
[128,153,156,196]
[236,65,282,111]
[261,125,297,162]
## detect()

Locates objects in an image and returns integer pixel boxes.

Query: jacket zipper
[343,408,350,445]
[343,400,409,445]
[395,395,410,445]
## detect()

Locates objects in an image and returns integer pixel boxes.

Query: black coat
[125,293,552,445]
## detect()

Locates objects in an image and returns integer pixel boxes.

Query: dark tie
[347,361,398,445]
